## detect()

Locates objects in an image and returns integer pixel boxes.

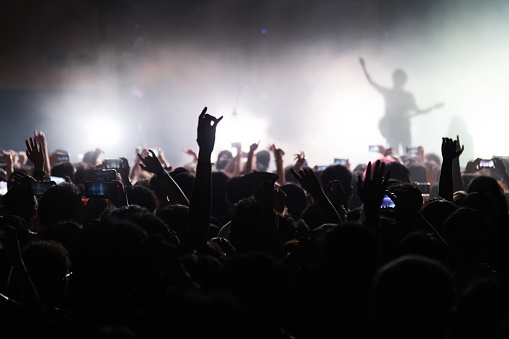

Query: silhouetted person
[360,57,443,155]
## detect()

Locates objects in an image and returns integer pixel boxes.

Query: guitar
[378,102,444,139]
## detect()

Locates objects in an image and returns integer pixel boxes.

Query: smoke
[3,0,509,170]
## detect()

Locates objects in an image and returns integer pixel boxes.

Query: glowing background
[0,0,508,171]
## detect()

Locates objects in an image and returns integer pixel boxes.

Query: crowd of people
[1,107,509,339]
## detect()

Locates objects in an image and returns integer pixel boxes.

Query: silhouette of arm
[387,188,447,246]
[359,57,386,94]
[243,142,259,174]
[270,144,285,186]
[3,225,46,318]
[138,150,189,206]
[253,172,284,259]
[438,137,464,202]
[188,107,223,250]
[291,168,344,224]
[493,157,509,190]
[357,160,390,233]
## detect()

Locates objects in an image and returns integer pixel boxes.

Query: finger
[214,116,223,125]
[25,139,31,152]
[199,107,207,120]
[139,164,147,172]
[137,153,144,162]
[365,161,372,181]
[149,149,157,158]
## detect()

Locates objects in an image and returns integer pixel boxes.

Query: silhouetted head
[392,69,407,89]
[256,150,271,172]
[51,162,75,183]
[371,255,453,339]
[217,150,233,162]
[38,183,81,229]
[125,185,158,213]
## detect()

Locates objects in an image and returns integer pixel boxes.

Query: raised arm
[33,130,51,176]
[359,57,385,93]
[188,107,223,250]
[243,142,259,174]
[290,168,344,224]
[138,150,189,206]
[438,137,464,202]
[270,144,285,186]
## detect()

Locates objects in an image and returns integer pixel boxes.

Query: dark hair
[125,185,158,213]
[255,150,270,172]
[37,183,81,229]
[51,162,75,183]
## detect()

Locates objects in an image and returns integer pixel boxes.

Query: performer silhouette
[359,57,443,155]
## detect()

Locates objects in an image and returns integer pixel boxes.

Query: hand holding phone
[103,159,123,169]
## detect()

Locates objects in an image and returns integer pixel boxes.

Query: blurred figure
[360,57,443,155]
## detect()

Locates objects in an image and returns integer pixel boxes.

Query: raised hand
[196,107,223,156]
[441,137,463,161]
[291,167,343,224]
[184,149,198,163]
[137,149,165,176]
[294,151,306,171]
[249,142,259,154]
[25,137,45,172]
[270,144,285,160]
[357,160,391,211]
[290,168,322,196]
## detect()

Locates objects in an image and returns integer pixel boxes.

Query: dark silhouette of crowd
[2,107,509,339]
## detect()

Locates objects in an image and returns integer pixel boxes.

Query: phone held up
[84,181,117,199]
[103,159,123,170]
[477,159,494,170]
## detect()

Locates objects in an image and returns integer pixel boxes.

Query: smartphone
[380,194,396,210]
[57,154,70,162]
[93,169,117,181]
[49,176,66,184]
[104,159,123,169]
[415,182,431,195]
[406,146,419,154]
[316,165,328,171]
[84,181,117,198]
[30,181,55,197]
[334,158,347,166]
[369,145,380,153]
[478,159,494,169]
[231,142,241,148]
[0,181,7,195]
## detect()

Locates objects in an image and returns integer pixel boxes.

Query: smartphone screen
[30,181,54,196]
[369,145,380,152]
[94,169,117,181]
[84,181,116,198]
[316,165,328,171]
[478,159,494,168]
[49,176,66,184]
[416,182,431,195]
[0,181,7,195]
[57,154,70,162]
[104,159,122,169]
[380,194,396,210]
[334,158,347,166]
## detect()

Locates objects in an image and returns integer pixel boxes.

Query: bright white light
[214,108,271,158]
[85,118,121,148]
